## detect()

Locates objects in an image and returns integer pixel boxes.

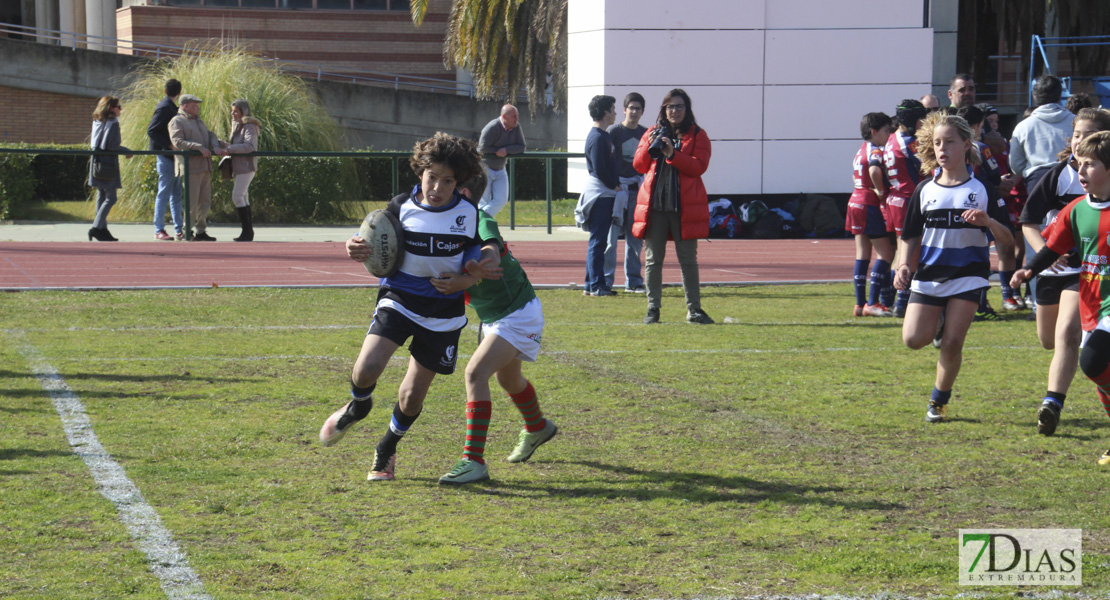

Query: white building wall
[568,0,935,196]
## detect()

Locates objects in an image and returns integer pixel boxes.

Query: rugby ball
[358,209,405,278]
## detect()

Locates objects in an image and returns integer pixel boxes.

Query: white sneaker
[319,402,355,446]
[368,450,396,481]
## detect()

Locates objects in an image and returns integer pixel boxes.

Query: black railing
[0,147,583,235]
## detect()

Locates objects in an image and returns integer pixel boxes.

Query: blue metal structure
[1028,34,1110,106]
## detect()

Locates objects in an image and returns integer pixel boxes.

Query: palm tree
[410,0,567,113]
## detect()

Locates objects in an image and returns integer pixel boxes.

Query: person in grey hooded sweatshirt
[1010,74,1075,193]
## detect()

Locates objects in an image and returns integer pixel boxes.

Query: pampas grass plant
[112,43,356,224]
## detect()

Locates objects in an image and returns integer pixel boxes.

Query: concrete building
[566,0,948,196]
[18,0,457,87]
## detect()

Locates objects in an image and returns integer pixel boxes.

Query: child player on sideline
[847,112,894,317]
[883,99,928,317]
[895,112,1015,423]
[318,132,498,482]
[432,172,558,485]
[1012,131,1110,463]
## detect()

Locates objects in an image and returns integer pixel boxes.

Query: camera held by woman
[647,120,676,160]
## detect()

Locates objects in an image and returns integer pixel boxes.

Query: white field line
[714,269,760,276]
[289,266,377,279]
[12,332,212,600]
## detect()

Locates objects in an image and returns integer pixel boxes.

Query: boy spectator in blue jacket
[147,79,183,241]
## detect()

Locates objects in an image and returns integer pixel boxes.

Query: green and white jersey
[466,210,537,323]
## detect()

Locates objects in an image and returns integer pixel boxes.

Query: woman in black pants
[87,95,131,241]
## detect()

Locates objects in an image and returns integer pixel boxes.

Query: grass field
[2,284,1108,599]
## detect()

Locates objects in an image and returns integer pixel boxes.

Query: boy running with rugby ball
[319,133,499,482]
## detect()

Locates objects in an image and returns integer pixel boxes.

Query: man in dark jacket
[148,79,183,240]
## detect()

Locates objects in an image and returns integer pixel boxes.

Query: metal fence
[0,146,583,236]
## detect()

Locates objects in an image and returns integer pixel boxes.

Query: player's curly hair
[409,132,483,187]
[1056,108,1110,161]
[915,111,979,176]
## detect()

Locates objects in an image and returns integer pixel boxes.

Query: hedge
[0,143,97,219]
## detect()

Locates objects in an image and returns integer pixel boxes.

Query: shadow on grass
[0,403,50,414]
[0,448,73,461]
[471,459,903,511]
[1051,418,1110,440]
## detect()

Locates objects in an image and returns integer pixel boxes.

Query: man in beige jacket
[169,94,227,241]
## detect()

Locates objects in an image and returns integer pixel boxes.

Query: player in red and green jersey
[431,179,557,485]
[1013,131,1110,463]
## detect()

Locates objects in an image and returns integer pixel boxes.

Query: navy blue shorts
[368,306,462,375]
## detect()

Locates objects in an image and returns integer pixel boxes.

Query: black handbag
[90,121,119,183]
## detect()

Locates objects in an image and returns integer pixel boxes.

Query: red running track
[0,239,857,291]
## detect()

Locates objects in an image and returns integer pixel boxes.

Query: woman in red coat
[632,88,713,325]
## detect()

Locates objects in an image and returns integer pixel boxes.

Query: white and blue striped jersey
[375,187,481,331]
[902,176,1011,298]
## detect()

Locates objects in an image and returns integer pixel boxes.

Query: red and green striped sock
[463,400,491,464]
[1086,360,1110,420]
[510,381,546,433]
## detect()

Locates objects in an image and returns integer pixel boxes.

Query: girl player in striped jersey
[883,99,928,317]
[1013,131,1110,463]
[319,133,499,482]
[847,112,894,317]
[895,112,1015,423]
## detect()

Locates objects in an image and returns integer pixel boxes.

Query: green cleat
[438,459,490,485]
[506,419,558,463]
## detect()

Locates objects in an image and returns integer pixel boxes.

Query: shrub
[0,143,35,220]
[353,153,419,202]
[512,156,567,200]
[113,43,356,222]
[207,156,357,223]
[32,146,89,201]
